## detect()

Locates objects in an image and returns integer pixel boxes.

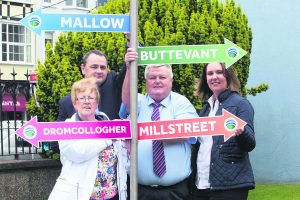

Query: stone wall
[0,159,61,200]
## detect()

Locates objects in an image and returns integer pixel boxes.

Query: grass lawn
[249,184,300,200]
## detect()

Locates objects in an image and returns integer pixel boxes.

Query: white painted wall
[234,0,300,183]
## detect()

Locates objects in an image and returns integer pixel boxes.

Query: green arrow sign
[138,38,247,68]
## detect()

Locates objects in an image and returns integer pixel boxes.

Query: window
[77,0,87,8]
[45,32,53,47]
[65,0,87,8]
[65,0,72,6]
[45,38,52,46]
[1,23,32,63]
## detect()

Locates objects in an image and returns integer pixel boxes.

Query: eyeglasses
[76,96,96,103]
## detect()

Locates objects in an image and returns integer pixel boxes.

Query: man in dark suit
[50,50,126,152]
[57,50,126,121]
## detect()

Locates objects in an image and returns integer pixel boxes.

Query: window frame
[1,22,33,64]
[65,0,88,8]
[76,0,87,8]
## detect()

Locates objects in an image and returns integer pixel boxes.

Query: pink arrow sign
[138,109,247,142]
[15,117,131,148]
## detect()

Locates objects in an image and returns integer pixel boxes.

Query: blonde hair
[71,77,100,103]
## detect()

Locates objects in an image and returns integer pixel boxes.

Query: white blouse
[196,96,219,189]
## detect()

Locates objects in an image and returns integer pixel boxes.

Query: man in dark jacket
[57,50,126,121]
[50,50,126,152]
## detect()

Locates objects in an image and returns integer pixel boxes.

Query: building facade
[0,0,97,117]
[0,0,98,156]
[1,0,98,79]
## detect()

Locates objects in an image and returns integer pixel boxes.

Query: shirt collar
[145,92,172,108]
[208,95,219,109]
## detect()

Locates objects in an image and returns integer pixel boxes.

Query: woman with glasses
[49,77,127,200]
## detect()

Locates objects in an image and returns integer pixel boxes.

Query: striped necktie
[151,102,166,177]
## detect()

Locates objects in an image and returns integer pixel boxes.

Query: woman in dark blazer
[189,62,255,200]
